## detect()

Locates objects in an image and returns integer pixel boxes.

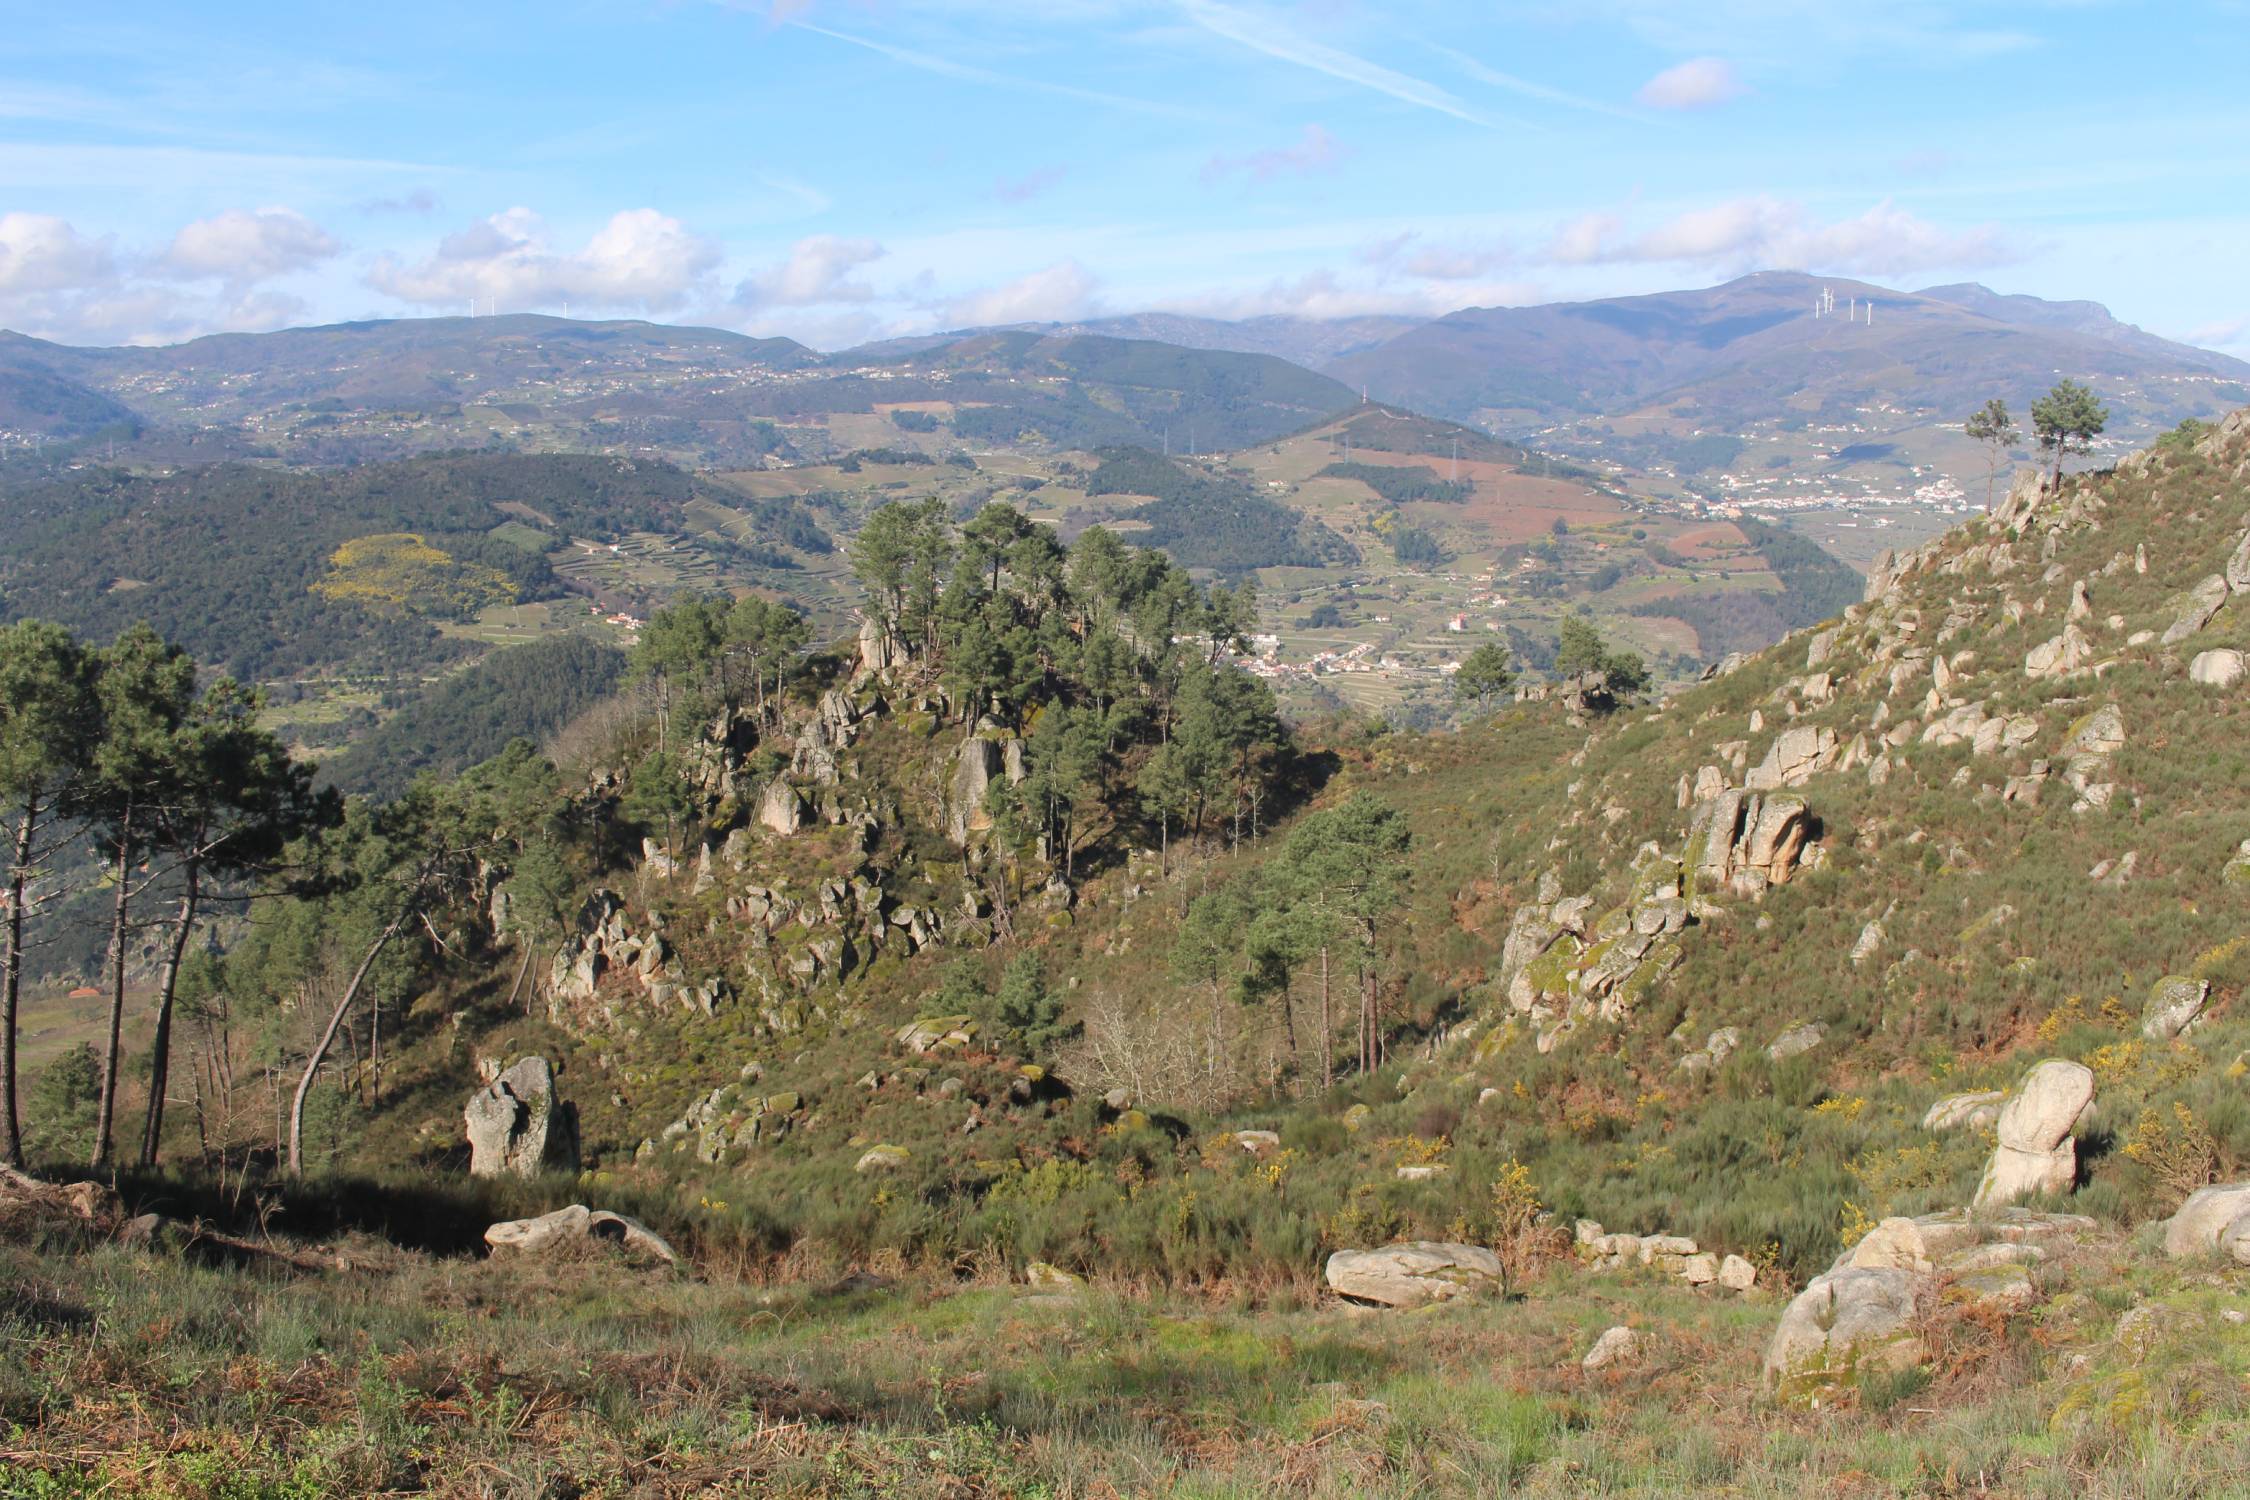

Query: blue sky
[2,1,2247,352]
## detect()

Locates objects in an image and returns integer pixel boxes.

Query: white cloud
[736,235,887,307]
[160,208,341,285]
[1543,196,2019,278]
[367,207,721,312]
[946,260,1100,326]
[1635,57,1745,110]
[0,212,117,295]
[1361,232,1517,282]
[0,215,313,345]
[1203,124,1346,183]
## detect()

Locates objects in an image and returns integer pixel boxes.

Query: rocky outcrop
[1325,1241,1503,1307]
[1765,1208,2094,1394]
[2058,704,2126,815]
[648,1075,805,1164]
[1498,848,1694,1052]
[2160,574,2231,645]
[485,1204,677,1263]
[947,738,1000,844]
[1922,1090,2005,1133]
[1574,1220,1756,1293]
[2161,1182,2250,1264]
[1973,1060,2094,1208]
[547,889,726,1021]
[2142,976,2210,1041]
[1688,789,1818,899]
[464,1057,579,1179]
[1744,726,1838,791]
[895,1015,977,1053]
[2025,623,2094,679]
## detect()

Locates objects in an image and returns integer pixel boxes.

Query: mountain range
[5,271,2243,496]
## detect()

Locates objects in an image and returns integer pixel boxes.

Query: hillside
[0,319,1357,470]
[11,410,2250,1493]
[0,451,697,682]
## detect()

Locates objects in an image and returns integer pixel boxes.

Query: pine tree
[2031,379,2109,490]
[79,625,198,1169]
[0,621,98,1167]
[136,677,331,1167]
[1964,397,2019,509]
[1453,642,1515,716]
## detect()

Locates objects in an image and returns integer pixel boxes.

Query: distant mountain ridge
[1321,271,2250,431]
[0,317,1358,465]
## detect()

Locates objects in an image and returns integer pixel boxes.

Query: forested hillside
[1086,447,1358,571]
[319,633,627,799]
[0,452,691,680]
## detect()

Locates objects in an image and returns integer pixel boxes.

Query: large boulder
[486,1204,677,1263]
[1922,1090,2005,1133]
[1687,789,1817,899]
[465,1057,579,1179]
[2142,976,2210,1041]
[1325,1241,1503,1308]
[2160,574,2231,645]
[947,738,1001,843]
[756,779,805,836]
[853,617,898,683]
[1582,1326,1640,1371]
[1973,1060,2093,1208]
[1764,1267,1925,1388]
[2162,1183,2250,1264]
[1745,726,1839,791]
[2190,649,2247,689]
[2025,624,2093,679]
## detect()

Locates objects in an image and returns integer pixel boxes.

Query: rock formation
[464,1056,579,1179]
[2161,1182,2250,1264]
[1324,1241,1503,1307]
[485,1204,677,1263]
[1972,1059,2093,1208]
[1765,1208,2093,1394]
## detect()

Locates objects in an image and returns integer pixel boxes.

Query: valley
[5,286,2249,1500]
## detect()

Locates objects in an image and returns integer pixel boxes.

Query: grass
[5,1224,2247,1498]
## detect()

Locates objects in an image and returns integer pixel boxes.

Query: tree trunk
[2,798,35,1166]
[137,861,202,1168]
[1318,945,1333,1091]
[287,918,402,1178]
[1207,976,1225,1086]
[505,942,534,1014]
[93,824,132,1171]
[1363,964,1382,1072]
[1281,977,1300,1079]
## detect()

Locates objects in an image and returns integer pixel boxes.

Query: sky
[2,1,2247,353]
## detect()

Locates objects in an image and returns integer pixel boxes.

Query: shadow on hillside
[109,1166,587,1259]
